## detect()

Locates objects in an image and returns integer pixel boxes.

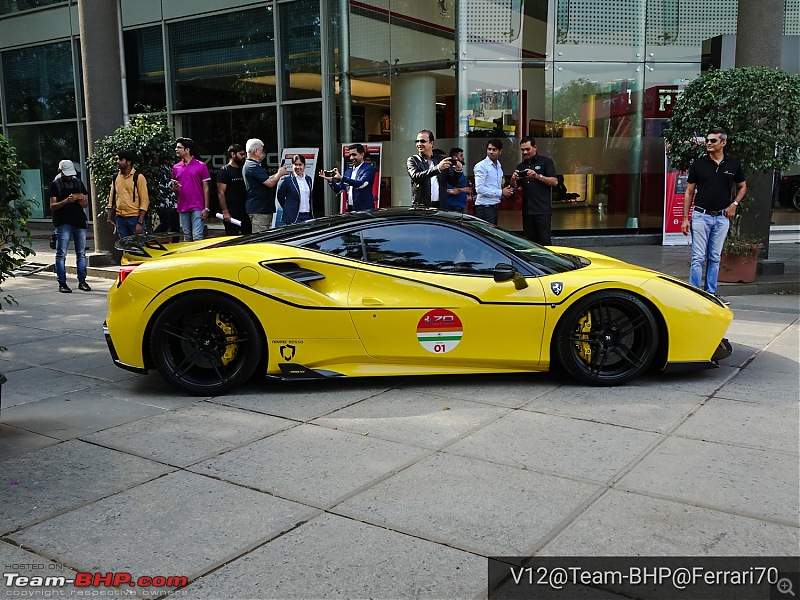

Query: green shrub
[0,135,33,349]
[664,67,800,175]
[85,111,175,226]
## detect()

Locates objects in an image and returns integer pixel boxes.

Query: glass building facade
[1,0,798,235]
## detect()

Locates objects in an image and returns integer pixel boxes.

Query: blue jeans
[690,212,730,294]
[55,224,87,285]
[115,215,140,238]
[179,210,204,241]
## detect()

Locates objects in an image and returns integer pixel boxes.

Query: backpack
[110,170,141,212]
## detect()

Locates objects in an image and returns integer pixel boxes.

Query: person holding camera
[49,160,90,293]
[276,154,314,225]
[320,143,376,212]
[445,148,471,213]
[473,138,514,225]
[511,136,557,245]
[406,130,463,208]
[242,138,287,232]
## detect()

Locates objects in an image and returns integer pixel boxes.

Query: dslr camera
[516,168,528,179]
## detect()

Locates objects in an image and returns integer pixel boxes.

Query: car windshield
[460,218,579,272]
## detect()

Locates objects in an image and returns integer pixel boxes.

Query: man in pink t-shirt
[171,137,211,241]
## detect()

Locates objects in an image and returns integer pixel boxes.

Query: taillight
[117,264,139,287]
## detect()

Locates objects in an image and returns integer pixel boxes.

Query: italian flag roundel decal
[417,309,463,353]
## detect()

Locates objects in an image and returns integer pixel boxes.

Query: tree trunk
[739,172,774,258]
[78,0,125,262]
[734,0,785,261]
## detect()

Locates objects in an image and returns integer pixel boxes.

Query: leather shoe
[59,283,72,293]
[78,282,91,292]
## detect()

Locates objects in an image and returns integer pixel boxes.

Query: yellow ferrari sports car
[105,208,733,395]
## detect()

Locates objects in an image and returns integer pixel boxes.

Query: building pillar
[735,0,785,262]
[735,0,783,68]
[390,73,436,206]
[78,0,125,263]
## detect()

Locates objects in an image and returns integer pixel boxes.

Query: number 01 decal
[416,309,463,354]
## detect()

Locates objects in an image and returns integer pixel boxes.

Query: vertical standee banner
[274,147,319,227]
[662,148,692,246]
[338,142,382,214]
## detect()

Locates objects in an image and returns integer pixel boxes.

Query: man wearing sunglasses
[406,130,463,208]
[681,127,747,295]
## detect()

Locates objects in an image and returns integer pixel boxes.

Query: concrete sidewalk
[1,233,798,598]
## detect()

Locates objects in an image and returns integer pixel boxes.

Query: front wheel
[149,293,263,395]
[555,291,659,386]
[792,188,800,212]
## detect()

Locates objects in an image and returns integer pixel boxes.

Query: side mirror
[493,263,528,290]
[493,263,515,283]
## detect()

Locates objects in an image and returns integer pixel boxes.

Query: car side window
[361,223,507,275]
[305,232,364,260]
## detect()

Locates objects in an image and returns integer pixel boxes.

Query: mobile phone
[323,169,336,177]
[516,169,527,178]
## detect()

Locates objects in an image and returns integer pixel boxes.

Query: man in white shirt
[473,138,513,225]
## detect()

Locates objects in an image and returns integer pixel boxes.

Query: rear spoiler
[114,233,181,257]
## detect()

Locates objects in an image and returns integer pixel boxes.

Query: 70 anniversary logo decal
[417,309,463,353]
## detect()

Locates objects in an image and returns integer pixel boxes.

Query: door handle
[361,297,384,305]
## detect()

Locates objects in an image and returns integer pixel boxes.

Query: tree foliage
[0,134,33,339]
[664,67,800,174]
[85,111,175,223]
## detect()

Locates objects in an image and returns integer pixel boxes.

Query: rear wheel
[555,291,658,385]
[149,293,262,394]
[792,188,800,212]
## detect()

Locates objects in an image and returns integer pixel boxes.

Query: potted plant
[718,194,763,283]
[719,236,764,283]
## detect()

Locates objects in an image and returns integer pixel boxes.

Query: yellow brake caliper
[575,312,593,363]
[215,313,239,366]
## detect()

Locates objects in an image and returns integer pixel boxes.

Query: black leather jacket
[406,153,462,208]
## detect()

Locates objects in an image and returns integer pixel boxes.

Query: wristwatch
[732,201,739,206]
[137,221,144,226]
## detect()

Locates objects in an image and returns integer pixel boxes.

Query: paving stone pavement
[0,265,797,599]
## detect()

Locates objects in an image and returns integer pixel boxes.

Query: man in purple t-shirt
[171,137,211,241]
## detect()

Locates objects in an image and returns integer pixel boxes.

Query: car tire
[149,292,263,395]
[792,188,800,212]
[555,290,659,386]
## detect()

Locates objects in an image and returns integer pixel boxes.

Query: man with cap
[49,160,90,293]
[106,150,149,238]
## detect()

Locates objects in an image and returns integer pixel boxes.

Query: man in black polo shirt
[217,143,251,235]
[511,136,558,245]
[681,127,747,294]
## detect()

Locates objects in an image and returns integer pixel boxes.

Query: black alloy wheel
[555,290,659,385]
[149,293,263,394]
